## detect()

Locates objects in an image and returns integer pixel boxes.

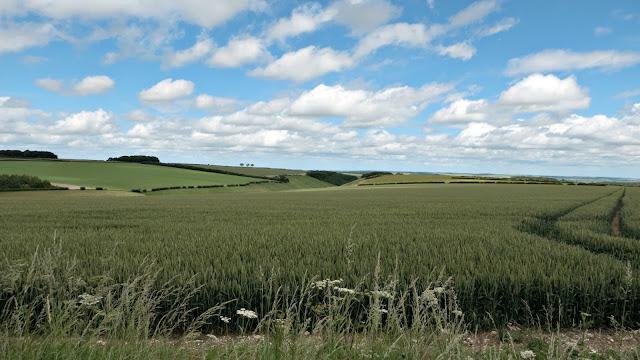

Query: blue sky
[1,0,640,177]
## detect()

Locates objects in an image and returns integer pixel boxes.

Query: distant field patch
[0,160,257,190]
[194,164,306,177]
[361,174,453,185]
[147,175,333,195]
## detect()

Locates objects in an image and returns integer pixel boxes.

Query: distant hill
[0,159,258,191]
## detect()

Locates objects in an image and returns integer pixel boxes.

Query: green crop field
[0,160,258,190]
[1,183,638,332]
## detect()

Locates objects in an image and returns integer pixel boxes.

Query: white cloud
[0,97,30,108]
[615,89,640,99]
[437,42,476,60]
[267,3,334,41]
[35,78,63,93]
[353,0,502,59]
[249,46,354,82]
[330,0,401,34]
[72,75,115,96]
[50,109,118,135]
[0,22,62,54]
[163,35,214,68]
[266,0,400,42]
[594,26,612,36]
[36,76,114,96]
[194,94,238,114]
[127,109,157,123]
[448,0,500,28]
[1,0,263,28]
[207,36,269,68]
[505,49,640,76]
[478,17,518,37]
[429,99,489,123]
[496,74,590,113]
[22,55,50,64]
[246,98,291,115]
[427,0,435,9]
[354,23,434,58]
[138,78,194,105]
[289,82,454,127]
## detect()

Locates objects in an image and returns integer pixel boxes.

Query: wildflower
[423,289,438,307]
[312,279,343,290]
[220,316,230,323]
[580,312,591,318]
[520,350,535,359]
[236,308,258,319]
[453,310,463,317]
[379,308,388,314]
[334,287,356,294]
[370,290,393,299]
[434,286,445,294]
[78,294,102,306]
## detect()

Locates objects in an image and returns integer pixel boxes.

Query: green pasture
[0,160,257,190]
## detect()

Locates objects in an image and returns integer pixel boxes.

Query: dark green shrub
[306,171,357,186]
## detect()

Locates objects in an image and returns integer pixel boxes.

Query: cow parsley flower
[236,308,258,319]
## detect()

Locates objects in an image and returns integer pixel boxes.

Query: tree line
[0,150,58,159]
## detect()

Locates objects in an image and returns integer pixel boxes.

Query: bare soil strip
[612,200,622,236]
[51,182,94,190]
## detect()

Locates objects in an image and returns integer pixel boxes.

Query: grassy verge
[2,242,639,359]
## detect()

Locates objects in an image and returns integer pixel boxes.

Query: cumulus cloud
[72,76,115,96]
[505,49,640,76]
[289,82,454,127]
[428,74,590,126]
[50,109,118,135]
[437,42,476,60]
[163,35,214,68]
[354,23,434,58]
[138,78,194,105]
[249,46,354,82]
[496,74,590,113]
[267,3,334,41]
[207,36,269,68]
[429,99,489,123]
[353,0,503,59]
[36,76,114,96]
